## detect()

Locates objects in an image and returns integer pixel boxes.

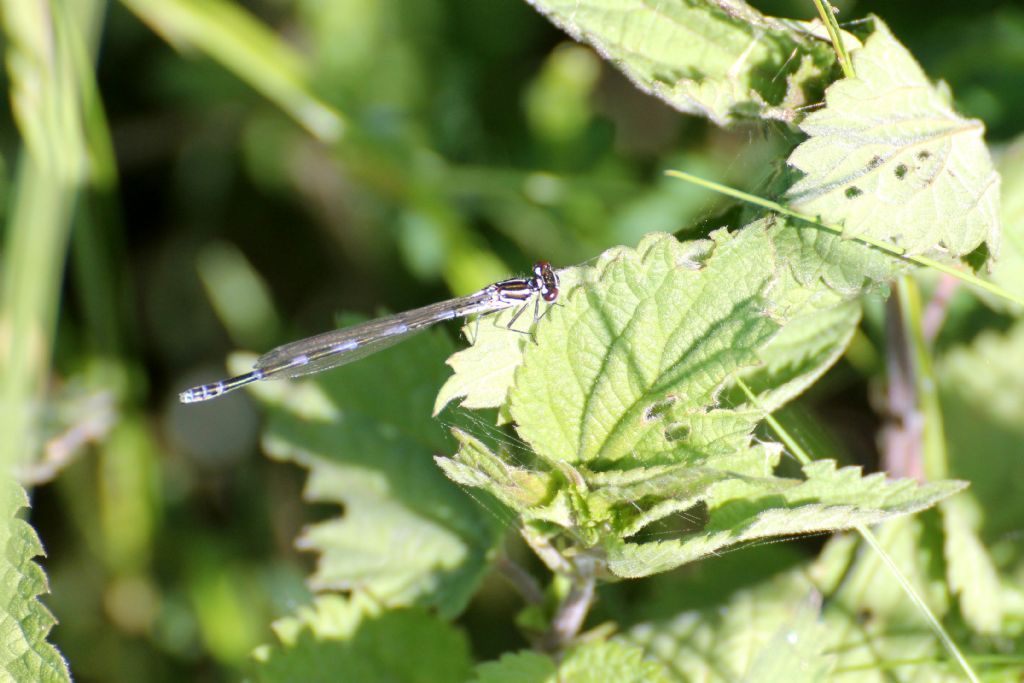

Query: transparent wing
[254,290,501,379]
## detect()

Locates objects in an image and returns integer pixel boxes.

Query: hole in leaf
[845,186,863,199]
[895,164,908,179]
[643,396,676,422]
[963,240,991,271]
[665,423,690,442]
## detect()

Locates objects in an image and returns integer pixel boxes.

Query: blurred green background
[4,0,1021,680]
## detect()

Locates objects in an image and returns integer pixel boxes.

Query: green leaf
[940,497,1003,635]
[443,435,963,579]
[786,19,1000,261]
[740,598,833,683]
[524,0,848,126]
[625,571,833,683]
[624,548,963,683]
[767,213,906,295]
[557,640,671,683]
[439,231,962,578]
[440,428,742,547]
[606,461,965,578]
[444,226,864,472]
[252,596,472,683]
[988,132,1024,309]
[733,296,861,412]
[471,651,555,683]
[433,319,528,416]
[436,430,557,513]
[471,640,670,683]
[0,480,71,683]
[939,319,1024,545]
[510,230,779,469]
[247,327,502,617]
[266,593,376,644]
[812,519,975,680]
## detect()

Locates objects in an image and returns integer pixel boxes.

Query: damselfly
[179,262,559,403]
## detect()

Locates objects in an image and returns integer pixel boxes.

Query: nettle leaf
[731,295,861,412]
[767,213,907,295]
[511,229,779,469]
[625,571,833,683]
[436,430,556,514]
[0,481,70,683]
[524,0,849,126]
[252,595,472,683]
[939,319,1024,543]
[471,650,555,683]
[606,461,965,578]
[624,552,964,683]
[439,231,960,578]
[813,519,972,681]
[938,319,1024,632]
[786,18,1000,262]
[248,327,502,618]
[988,133,1024,310]
[441,429,744,549]
[940,497,1003,635]
[267,593,377,644]
[433,316,528,416]
[471,640,670,683]
[556,640,671,683]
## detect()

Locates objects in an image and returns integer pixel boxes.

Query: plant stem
[920,275,958,344]
[495,555,544,606]
[881,287,925,480]
[896,277,949,480]
[812,0,855,78]
[540,555,596,653]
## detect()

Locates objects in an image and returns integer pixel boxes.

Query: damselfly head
[534,261,559,302]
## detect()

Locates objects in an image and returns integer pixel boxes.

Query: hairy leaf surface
[786,19,1000,261]
[525,0,848,126]
[606,461,964,577]
[511,230,779,468]
[0,481,70,683]
[439,233,961,578]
